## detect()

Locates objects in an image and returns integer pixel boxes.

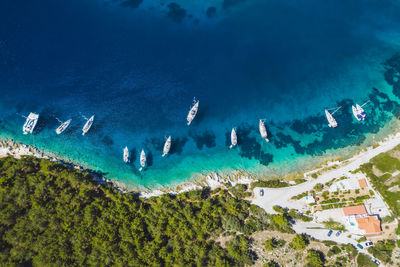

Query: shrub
[295,178,307,184]
[313,183,323,192]
[357,253,377,267]
[327,246,341,257]
[264,238,285,251]
[250,180,289,189]
[290,234,308,250]
[306,249,325,267]
[367,240,395,264]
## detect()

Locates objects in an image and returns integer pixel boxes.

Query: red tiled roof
[358,179,367,188]
[342,205,367,216]
[356,216,381,235]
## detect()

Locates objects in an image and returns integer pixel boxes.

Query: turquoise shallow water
[1,0,400,189]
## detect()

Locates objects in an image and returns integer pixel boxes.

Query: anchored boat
[230,128,237,149]
[56,119,71,134]
[23,112,39,135]
[139,149,146,171]
[123,146,129,163]
[162,136,171,157]
[352,105,364,121]
[82,115,94,136]
[325,109,338,127]
[259,120,269,142]
[187,99,199,126]
[356,104,366,118]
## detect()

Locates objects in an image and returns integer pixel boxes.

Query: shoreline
[2,125,400,198]
[0,137,256,197]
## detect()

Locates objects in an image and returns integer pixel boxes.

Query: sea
[1,0,400,190]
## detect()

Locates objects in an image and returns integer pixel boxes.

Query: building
[356,216,381,236]
[342,205,381,237]
[342,205,367,216]
[358,178,367,189]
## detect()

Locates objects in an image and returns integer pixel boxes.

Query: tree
[291,234,308,250]
[306,249,325,267]
[313,183,323,192]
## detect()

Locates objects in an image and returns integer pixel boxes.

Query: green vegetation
[358,236,367,243]
[229,183,251,199]
[369,153,400,173]
[290,234,308,250]
[264,260,279,267]
[321,190,329,199]
[0,156,273,266]
[323,219,345,231]
[264,238,285,251]
[250,180,289,189]
[367,240,395,264]
[305,249,325,267]
[357,253,377,267]
[343,243,358,259]
[293,191,308,200]
[359,161,400,216]
[327,246,341,257]
[313,183,323,192]
[294,178,307,184]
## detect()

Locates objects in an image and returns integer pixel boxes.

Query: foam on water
[1,0,400,189]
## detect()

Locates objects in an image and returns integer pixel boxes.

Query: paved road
[251,133,400,214]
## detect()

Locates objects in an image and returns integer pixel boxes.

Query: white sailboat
[259,120,269,142]
[82,115,94,136]
[23,112,39,135]
[139,149,146,171]
[56,119,71,134]
[230,128,237,149]
[325,109,338,128]
[123,146,129,163]
[356,104,366,118]
[187,99,199,126]
[352,105,363,121]
[162,136,171,157]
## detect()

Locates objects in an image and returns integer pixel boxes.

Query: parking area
[292,221,357,246]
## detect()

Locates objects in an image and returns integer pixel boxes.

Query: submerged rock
[120,0,143,9]
[167,3,186,23]
[206,7,217,18]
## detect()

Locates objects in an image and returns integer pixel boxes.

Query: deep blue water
[1,0,400,189]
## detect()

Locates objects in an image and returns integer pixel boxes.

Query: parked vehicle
[357,244,363,249]
[335,230,342,237]
[327,230,333,237]
[373,259,380,265]
[260,189,264,196]
[364,241,373,247]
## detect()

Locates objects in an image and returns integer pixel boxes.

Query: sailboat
[325,109,338,128]
[56,119,71,134]
[230,128,237,149]
[259,120,269,142]
[139,149,146,171]
[82,115,94,136]
[187,99,199,126]
[123,146,129,163]
[356,104,366,118]
[162,136,171,157]
[22,112,39,135]
[352,105,364,121]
